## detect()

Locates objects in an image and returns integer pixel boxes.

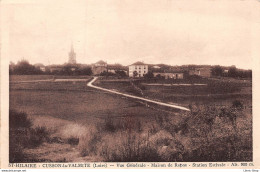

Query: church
[68,44,76,64]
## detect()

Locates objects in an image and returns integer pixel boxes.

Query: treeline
[51,65,92,75]
[9,60,92,75]
[100,70,127,77]
[211,66,252,78]
[9,60,43,75]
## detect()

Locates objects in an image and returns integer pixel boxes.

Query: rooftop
[130,61,146,66]
[95,60,107,64]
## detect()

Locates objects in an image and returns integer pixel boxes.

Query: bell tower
[68,44,76,64]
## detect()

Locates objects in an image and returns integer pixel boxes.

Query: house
[34,63,46,72]
[189,67,211,77]
[92,60,107,75]
[49,65,63,73]
[128,61,148,77]
[153,72,184,79]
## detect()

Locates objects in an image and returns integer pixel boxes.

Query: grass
[96,76,252,107]
[75,101,252,162]
[9,75,252,162]
[9,110,50,162]
[10,75,91,81]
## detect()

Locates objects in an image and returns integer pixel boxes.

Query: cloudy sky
[2,0,260,69]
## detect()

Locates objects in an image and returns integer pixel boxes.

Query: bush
[9,110,49,162]
[232,100,243,110]
[67,137,79,145]
[78,104,251,162]
[26,127,49,148]
[102,116,142,133]
[9,110,32,129]
[101,132,162,162]
[78,126,101,157]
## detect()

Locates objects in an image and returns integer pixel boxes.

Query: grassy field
[95,77,252,108]
[9,75,252,162]
[10,75,92,82]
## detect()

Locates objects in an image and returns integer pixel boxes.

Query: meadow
[95,76,252,107]
[10,75,92,82]
[9,75,252,162]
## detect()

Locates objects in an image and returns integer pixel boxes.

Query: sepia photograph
[2,0,258,165]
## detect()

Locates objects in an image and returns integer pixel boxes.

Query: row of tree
[9,60,43,75]
[9,60,128,77]
[211,66,252,78]
[9,60,93,75]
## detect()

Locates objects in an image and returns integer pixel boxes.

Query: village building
[189,67,211,77]
[128,61,148,77]
[153,72,184,79]
[34,63,46,72]
[92,60,107,75]
[48,65,63,73]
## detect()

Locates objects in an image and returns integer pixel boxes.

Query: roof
[152,65,161,68]
[34,63,45,67]
[95,60,107,64]
[130,61,146,66]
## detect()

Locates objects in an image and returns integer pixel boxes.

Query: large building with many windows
[128,61,148,77]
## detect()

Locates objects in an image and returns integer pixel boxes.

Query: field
[95,76,252,107]
[9,75,252,162]
[10,75,92,82]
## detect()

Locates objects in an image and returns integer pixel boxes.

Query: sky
[2,0,260,69]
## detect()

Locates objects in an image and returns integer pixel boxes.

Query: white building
[129,61,148,77]
[153,72,184,79]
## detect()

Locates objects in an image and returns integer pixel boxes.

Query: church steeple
[68,43,76,64]
[70,44,74,53]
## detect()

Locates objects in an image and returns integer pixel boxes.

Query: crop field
[9,75,252,162]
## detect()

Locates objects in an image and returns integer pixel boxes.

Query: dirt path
[87,77,190,111]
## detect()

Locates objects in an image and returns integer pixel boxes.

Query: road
[87,77,190,111]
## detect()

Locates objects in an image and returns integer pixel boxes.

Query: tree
[9,61,16,74]
[12,60,42,75]
[211,66,223,77]
[60,65,74,75]
[115,70,127,77]
[144,71,154,79]
[133,71,138,78]
[75,67,92,75]
[228,66,238,78]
